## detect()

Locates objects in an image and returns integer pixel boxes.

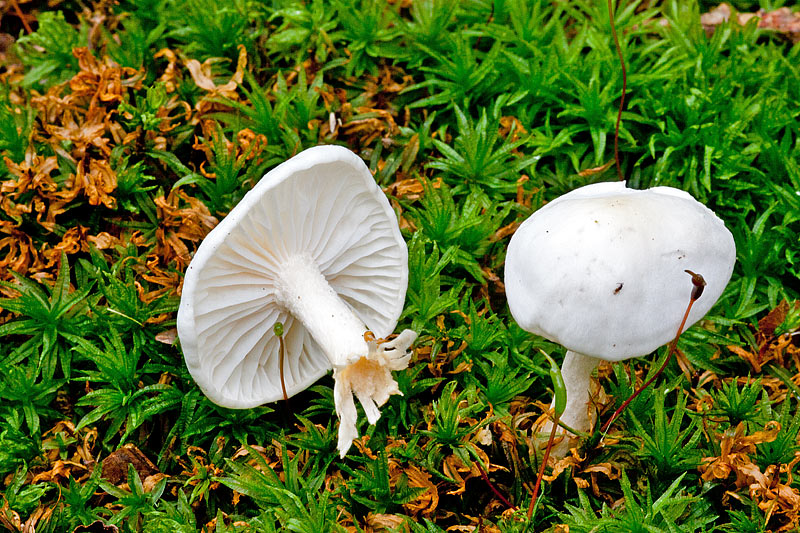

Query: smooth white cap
[504,181,736,361]
[177,145,408,407]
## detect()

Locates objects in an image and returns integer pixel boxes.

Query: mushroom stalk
[276,253,370,368]
[552,350,600,436]
[275,253,416,457]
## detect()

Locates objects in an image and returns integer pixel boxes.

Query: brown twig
[10,0,33,34]
[527,411,560,520]
[474,453,517,511]
[608,0,627,182]
[600,271,706,434]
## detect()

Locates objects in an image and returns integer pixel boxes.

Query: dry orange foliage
[700,421,800,531]
[0,419,100,533]
[729,300,800,373]
[192,120,269,181]
[1,46,148,284]
[326,64,412,147]
[186,44,248,116]
[152,189,218,270]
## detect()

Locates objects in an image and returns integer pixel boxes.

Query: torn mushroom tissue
[275,253,416,457]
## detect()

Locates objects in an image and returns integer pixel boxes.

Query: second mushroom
[504,181,736,450]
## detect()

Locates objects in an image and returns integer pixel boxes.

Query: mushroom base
[538,350,602,457]
[334,329,417,457]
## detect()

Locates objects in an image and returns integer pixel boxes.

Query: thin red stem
[279,336,289,408]
[608,0,627,182]
[11,0,33,34]
[527,412,560,520]
[475,456,516,511]
[600,271,705,434]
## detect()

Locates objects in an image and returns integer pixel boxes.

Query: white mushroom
[177,145,416,457]
[504,181,735,444]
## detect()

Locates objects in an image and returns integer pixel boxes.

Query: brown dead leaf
[155,328,178,345]
[499,116,527,143]
[87,231,120,250]
[140,256,184,299]
[760,300,791,337]
[440,445,501,498]
[385,177,441,201]
[362,513,407,532]
[152,189,218,269]
[27,420,98,488]
[72,521,119,532]
[58,158,117,209]
[186,44,247,117]
[45,225,89,261]
[377,63,415,95]
[31,459,88,485]
[701,421,800,531]
[700,421,780,486]
[343,114,399,147]
[0,500,21,531]
[101,443,160,486]
[193,120,268,180]
[231,444,271,462]
[751,454,800,531]
[153,48,181,92]
[388,458,439,518]
[427,339,468,378]
[578,160,614,177]
[728,301,800,373]
[1,151,59,226]
[186,45,246,95]
[729,344,764,373]
[491,221,520,243]
[701,3,735,30]
[68,48,143,108]
[758,8,800,41]
[543,447,585,483]
[0,220,43,280]
[584,462,622,498]
[702,4,800,43]
[0,502,54,533]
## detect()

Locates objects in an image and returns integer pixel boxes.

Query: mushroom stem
[553,350,600,436]
[276,253,371,368]
[275,253,415,457]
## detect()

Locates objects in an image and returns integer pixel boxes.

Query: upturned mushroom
[504,181,735,445]
[177,145,416,457]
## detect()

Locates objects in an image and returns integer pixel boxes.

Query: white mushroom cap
[177,145,409,408]
[504,181,736,361]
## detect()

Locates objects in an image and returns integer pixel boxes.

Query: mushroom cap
[177,145,408,408]
[504,181,736,361]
